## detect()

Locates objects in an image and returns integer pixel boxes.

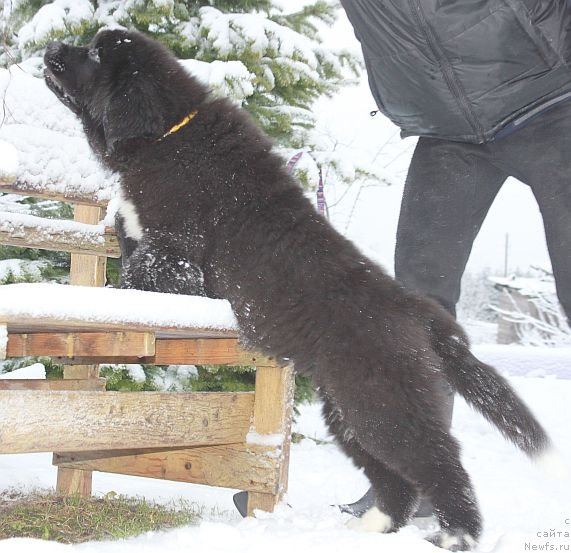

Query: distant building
[490,276,565,345]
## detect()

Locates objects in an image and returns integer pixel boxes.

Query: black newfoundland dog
[44,30,551,550]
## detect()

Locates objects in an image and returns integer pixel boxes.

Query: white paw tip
[347,506,392,533]
[433,531,477,551]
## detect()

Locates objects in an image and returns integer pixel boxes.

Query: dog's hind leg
[343,400,481,550]
[323,398,418,532]
[393,430,482,550]
[344,448,419,533]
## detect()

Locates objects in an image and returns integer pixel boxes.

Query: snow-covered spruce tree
[3,0,361,179]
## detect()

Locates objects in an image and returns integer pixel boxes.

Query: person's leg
[496,102,571,323]
[395,137,507,317]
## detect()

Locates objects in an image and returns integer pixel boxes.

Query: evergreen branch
[271,1,337,38]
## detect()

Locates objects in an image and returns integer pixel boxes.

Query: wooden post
[246,361,295,515]
[0,324,6,360]
[69,206,108,288]
[56,205,107,496]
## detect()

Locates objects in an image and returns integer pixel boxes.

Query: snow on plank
[0,140,18,180]
[0,124,117,205]
[0,283,239,336]
[0,211,120,257]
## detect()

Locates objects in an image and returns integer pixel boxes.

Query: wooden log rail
[0,175,111,208]
[0,211,120,258]
[0,390,255,453]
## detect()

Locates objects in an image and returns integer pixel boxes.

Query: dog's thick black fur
[44,30,551,550]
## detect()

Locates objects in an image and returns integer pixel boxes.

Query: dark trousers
[395,101,571,323]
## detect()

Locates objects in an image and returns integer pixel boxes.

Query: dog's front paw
[426,530,477,551]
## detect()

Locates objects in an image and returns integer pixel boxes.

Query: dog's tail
[434,330,551,458]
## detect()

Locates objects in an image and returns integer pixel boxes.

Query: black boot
[338,486,434,518]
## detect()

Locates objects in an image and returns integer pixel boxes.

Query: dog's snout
[44,41,67,73]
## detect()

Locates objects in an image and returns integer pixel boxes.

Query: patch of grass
[0,489,201,543]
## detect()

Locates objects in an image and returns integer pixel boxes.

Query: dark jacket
[341,0,571,143]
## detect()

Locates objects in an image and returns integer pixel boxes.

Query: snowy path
[1,349,570,553]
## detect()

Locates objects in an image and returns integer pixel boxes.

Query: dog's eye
[88,48,101,63]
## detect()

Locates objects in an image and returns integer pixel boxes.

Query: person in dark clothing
[339,0,571,521]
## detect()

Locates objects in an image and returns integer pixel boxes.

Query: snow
[0,362,45,379]
[180,59,255,101]
[16,0,94,51]
[246,431,285,447]
[0,66,118,203]
[474,344,571,379]
[152,364,198,390]
[0,283,238,331]
[490,276,556,297]
[0,211,107,244]
[2,125,117,201]
[0,140,18,177]
[0,259,44,282]
[124,364,146,383]
[197,7,321,68]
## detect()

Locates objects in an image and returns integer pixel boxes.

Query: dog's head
[44,29,206,152]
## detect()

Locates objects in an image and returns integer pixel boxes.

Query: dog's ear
[103,84,166,151]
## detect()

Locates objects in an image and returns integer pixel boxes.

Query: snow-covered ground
[1,351,570,553]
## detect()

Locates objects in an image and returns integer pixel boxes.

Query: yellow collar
[160,110,198,140]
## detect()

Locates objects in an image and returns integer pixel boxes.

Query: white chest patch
[118,196,144,241]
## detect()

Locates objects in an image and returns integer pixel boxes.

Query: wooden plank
[0,390,254,454]
[5,335,264,365]
[2,318,237,339]
[247,363,295,515]
[0,212,120,258]
[0,228,120,258]
[0,178,109,208]
[54,443,280,494]
[7,332,155,359]
[0,378,107,391]
[73,340,269,365]
[149,339,258,365]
